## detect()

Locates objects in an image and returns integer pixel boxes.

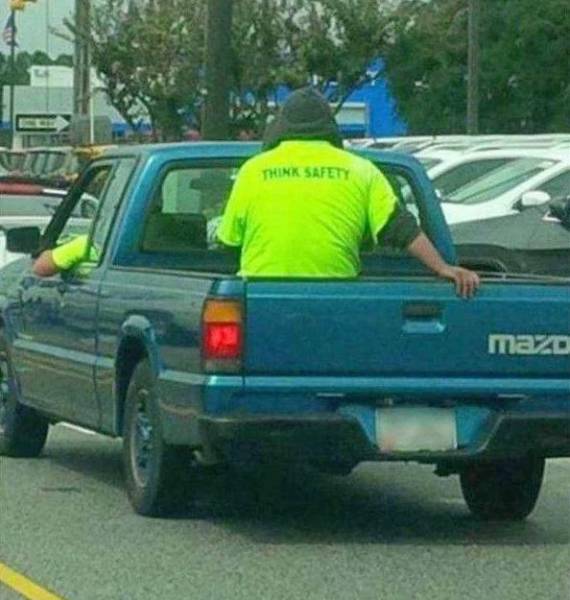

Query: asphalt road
[1,424,569,600]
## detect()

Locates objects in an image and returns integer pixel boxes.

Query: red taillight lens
[202,299,243,371]
[203,322,241,359]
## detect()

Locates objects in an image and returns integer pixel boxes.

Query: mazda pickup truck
[1,142,568,520]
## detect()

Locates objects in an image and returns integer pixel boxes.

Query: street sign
[15,114,72,134]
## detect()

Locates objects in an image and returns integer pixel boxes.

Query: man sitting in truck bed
[33,89,478,297]
[217,87,480,298]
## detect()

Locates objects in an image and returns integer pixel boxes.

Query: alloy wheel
[130,388,154,487]
[0,349,11,434]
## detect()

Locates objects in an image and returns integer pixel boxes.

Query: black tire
[0,336,49,458]
[460,457,545,521]
[122,359,193,517]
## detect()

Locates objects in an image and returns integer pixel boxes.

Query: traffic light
[9,0,38,10]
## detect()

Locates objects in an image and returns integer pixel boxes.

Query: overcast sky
[0,0,74,57]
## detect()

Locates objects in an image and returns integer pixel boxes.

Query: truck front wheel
[122,359,194,516]
[460,457,545,521]
[0,337,49,458]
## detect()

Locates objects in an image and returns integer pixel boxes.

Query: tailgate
[244,279,570,392]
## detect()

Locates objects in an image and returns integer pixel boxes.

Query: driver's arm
[33,250,60,277]
[33,235,89,278]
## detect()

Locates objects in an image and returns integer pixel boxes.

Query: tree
[88,0,394,140]
[0,51,34,87]
[479,0,569,132]
[88,0,205,140]
[0,50,73,124]
[230,0,392,134]
[383,0,570,134]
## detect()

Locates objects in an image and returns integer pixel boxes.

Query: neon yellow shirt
[51,235,99,275]
[217,141,397,277]
[52,235,90,270]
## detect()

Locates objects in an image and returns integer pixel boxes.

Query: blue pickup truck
[1,142,569,520]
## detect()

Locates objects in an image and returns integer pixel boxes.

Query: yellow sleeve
[216,163,253,247]
[367,165,397,239]
[51,235,89,271]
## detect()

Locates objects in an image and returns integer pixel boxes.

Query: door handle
[402,303,445,334]
[403,303,442,320]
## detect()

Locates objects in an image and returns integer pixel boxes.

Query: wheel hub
[131,389,154,487]
[0,351,11,433]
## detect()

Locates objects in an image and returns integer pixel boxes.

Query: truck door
[95,158,245,435]
[12,158,136,427]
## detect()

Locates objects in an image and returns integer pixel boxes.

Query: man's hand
[437,265,480,298]
[406,233,481,298]
[33,250,59,278]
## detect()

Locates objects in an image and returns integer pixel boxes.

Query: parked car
[0,191,89,269]
[3,150,26,172]
[452,196,570,277]
[0,145,114,194]
[415,149,463,171]
[428,149,570,224]
[1,143,568,522]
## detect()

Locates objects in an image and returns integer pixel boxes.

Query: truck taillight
[202,299,243,372]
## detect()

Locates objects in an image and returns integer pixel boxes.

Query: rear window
[417,156,442,170]
[433,158,516,197]
[140,166,237,254]
[134,160,430,276]
[445,158,556,205]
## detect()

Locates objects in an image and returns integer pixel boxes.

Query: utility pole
[467,0,480,134]
[202,0,233,140]
[8,1,40,147]
[8,10,17,148]
[73,0,91,118]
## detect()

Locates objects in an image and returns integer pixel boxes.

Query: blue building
[273,60,407,138]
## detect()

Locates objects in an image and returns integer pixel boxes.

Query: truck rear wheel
[0,337,49,458]
[122,360,193,516]
[460,457,545,521]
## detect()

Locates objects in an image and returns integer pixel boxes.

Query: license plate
[376,407,457,452]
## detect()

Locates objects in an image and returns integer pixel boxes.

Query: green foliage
[231,0,392,132]
[0,50,74,87]
[0,53,31,86]
[383,0,570,133]
[90,0,392,140]
[88,0,205,140]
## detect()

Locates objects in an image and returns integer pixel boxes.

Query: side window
[384,170,421,221]
[362,165,422,258]
[140,165,236,254]
[56,165,113,245]
[89,158,136,260]
[536,170,570,199]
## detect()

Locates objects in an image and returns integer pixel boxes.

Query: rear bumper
[198,410,570,467]
[199,414,375,467]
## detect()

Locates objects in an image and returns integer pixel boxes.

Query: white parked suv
[427,149,570,224]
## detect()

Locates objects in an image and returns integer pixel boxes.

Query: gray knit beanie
[263,87,343,151]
